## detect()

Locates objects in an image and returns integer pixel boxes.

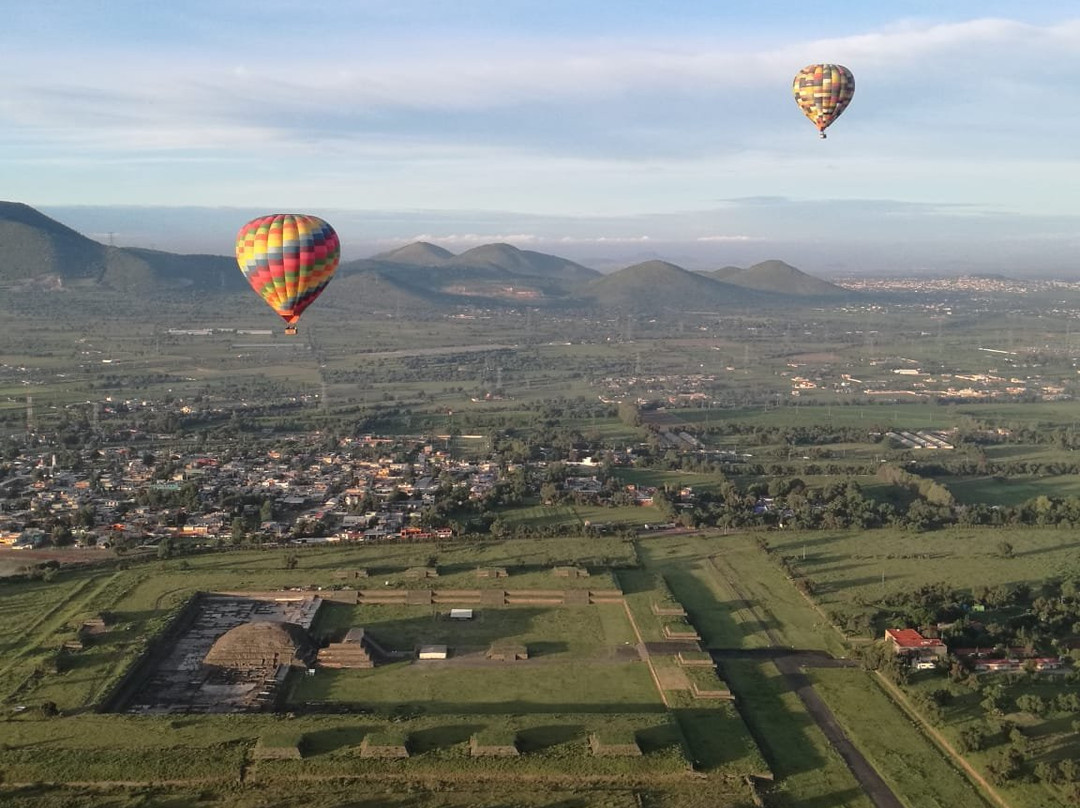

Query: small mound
[203,621,314,670]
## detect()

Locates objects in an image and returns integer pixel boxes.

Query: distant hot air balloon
[235,214,340,335]
[792,64,854,139]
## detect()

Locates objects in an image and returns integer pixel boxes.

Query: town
[0,421,671,553]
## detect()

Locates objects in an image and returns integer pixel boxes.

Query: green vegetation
[809,668,989,808]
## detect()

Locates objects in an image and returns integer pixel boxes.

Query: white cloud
[6,17,1080,135]
[7,12,1080,252]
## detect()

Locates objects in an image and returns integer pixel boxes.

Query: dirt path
[621,600,670,707]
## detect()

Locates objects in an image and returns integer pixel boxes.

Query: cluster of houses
[884,628,1064,674]
[0,436,504,549]
[778,351,1073,402]
[0,433,673,551]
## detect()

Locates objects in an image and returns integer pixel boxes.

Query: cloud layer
[6,4,1080,273]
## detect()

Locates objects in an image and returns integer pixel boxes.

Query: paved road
[708,555,905,808]
[772,655,905,808]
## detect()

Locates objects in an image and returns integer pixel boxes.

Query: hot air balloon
[792,64,854,139]
[235,214,340,335]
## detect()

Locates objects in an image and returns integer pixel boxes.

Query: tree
[956,725,988,753]
[38,701,59,718]
[980,685,1009,715]
[1015,694,1046,717]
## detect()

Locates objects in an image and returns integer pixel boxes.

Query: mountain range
[0,201,851,313]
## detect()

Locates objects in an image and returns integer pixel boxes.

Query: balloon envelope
[235,214,340,328]
[792,64,854,137]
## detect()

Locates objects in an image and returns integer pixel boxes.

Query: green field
[5,527,1076,807]
[948,474,1080,505]
[761,527,1080,629]
[500,502,657,529]
[0,538,638,715]
[294,660,660,712]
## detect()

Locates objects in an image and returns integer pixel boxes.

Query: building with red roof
[885,628,947,665]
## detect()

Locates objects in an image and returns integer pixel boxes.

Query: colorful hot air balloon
[792,64,854,139]
[235,214,340,335]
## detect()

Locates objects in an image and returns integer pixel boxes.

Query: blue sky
[4,1,1080,274]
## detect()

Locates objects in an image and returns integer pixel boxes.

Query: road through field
[708,555,904,808]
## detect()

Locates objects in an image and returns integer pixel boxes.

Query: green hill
[707,259,848,298]
[0,201,245,294]
[585,260,768,312]
[0,201,107,285]
[451,243,600,283]
[371,241,455,265]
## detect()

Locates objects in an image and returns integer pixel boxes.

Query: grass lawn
[296,602,653,713]
[312,602,636,654]
[291,661,662,714]
[635,534,843,655]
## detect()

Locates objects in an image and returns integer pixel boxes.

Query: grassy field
[758,527,1080,808]
[312,601,637,651]
[761,527,1080,630]
[723,659,875,808]
[808,668,991,808]
[948,474,1080,505]
[5,527,1074,807]
[293,661,660,713]
[901,671,1080,808]
[499,502,657,529]
[635,534,843,655]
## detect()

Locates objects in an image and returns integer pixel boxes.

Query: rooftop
[886,628,945,649]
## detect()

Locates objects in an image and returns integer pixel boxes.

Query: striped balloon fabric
[792,64,855,138]
[235,214,340,333]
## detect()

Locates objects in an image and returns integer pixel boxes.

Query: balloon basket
[284,325,298,336]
